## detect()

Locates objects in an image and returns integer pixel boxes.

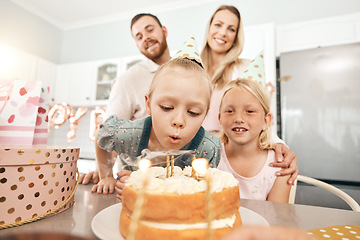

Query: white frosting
[125,166,238,194]
[140,214,236,230]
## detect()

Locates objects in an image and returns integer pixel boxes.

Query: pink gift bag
[0,80,48,145]
[33,86,50,145]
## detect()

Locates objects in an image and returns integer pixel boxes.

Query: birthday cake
[119,166,241,240]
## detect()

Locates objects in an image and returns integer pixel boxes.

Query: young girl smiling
[218,78,291,202]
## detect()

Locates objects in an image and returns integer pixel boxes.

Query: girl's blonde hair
[219,78,274,150]
[147,58,212,111]
[201,5,244,89]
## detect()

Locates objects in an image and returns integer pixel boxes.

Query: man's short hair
[130,13,162,30]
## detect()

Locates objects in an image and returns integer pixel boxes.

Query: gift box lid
[0,145,80,166]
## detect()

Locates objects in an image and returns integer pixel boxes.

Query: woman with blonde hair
[201,5,251,133]
[201,5,298,183]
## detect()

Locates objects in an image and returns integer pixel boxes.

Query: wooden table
[1,184,359,239]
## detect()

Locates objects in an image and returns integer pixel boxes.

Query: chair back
[289,175,360,212]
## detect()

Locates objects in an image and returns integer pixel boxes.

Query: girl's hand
[79,171,100,185]
[270,143,299,185]
[91,176,117,194]
[115,170,132,201]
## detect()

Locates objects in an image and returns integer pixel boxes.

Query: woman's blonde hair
[219,78,273,150]
[147,58,212,111]
[201,5,244,89]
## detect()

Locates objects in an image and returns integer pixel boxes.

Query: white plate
[91,203,269,240]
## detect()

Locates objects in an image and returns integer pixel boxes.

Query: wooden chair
[289,175,360,212]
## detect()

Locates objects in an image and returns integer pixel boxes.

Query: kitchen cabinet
[93,58,122,106]
[53,64,71,103]
[276,13,360,55]
[122,55,144,71]
[243,23,276,84]
[54,62,95,105]
[35,58,57,100]
[54,58,122,106]
[243,23,278,131]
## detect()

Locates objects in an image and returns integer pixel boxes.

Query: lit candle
[191,155,196,179]
[170,155,175,177]
[192,158,208,180]
[166,155,170,178]
[127,159,151,240]
[192,158,213,240]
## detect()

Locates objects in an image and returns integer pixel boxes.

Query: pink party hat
[172,36,204,67]
[239,51,266,85]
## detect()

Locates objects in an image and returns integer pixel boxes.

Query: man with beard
[80,13,171,188]
[105,13,171,121]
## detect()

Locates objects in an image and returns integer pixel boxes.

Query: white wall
[59,0,360,63]
[2,0,360,64]
[0,0,63,63]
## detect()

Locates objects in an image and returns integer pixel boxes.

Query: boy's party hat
[172,36,204,68]
[239,51,266,85]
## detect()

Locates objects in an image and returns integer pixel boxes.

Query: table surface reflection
[0,184,359,239]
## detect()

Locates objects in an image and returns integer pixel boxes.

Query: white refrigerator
[279,42,360,183]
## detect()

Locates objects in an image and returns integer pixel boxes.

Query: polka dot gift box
[308,225,360,240]
[0,146,80,228]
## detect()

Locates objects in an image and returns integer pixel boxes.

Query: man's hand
[79,171,100,184]
[115,170,132,201]
[271,143,299,185]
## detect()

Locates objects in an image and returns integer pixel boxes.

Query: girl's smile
[219,86,270,146]
[232,127,248,133]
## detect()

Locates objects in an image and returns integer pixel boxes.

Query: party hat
[239,51,266,85]
[172,36,204,68]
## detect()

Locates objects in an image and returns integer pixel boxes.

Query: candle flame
[192,158,209,175]
[139,159,151,171]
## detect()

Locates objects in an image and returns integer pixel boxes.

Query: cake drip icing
[125,166,238,194]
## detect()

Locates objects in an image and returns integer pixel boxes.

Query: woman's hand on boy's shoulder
[271,143,299,185]
[115,170,132,201]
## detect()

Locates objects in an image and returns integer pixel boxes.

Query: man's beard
[141,34,168,62]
